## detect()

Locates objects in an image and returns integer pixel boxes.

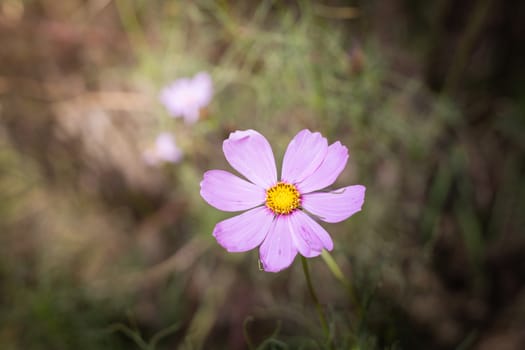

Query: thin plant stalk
[321,250,362,318]
[301,256,331,345]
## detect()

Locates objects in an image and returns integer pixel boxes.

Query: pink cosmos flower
[200,129,366,272]
[160,72,213,124]
[143,132,183,165]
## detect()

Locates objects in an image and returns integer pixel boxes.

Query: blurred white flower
[159,72,213,124]
[143,132,183,166]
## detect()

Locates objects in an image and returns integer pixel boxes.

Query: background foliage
[0,0,524,349]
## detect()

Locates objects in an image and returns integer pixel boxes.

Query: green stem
[321,250,362,318]
[301,256,330,343]
[148,322,181,350]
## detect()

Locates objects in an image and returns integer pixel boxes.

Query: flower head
[143,132,183,166]
[200,129,366,272]
[160,72,213,124]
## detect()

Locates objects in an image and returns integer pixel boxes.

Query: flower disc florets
[265,182,301,215]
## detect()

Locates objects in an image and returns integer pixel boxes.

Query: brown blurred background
[0,1,524,349]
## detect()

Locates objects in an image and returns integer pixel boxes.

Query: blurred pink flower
[200,129,366,272]
[160,72,213,124]
[143,132,182,166]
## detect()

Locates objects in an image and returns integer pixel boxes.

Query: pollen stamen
[265,182,301,215]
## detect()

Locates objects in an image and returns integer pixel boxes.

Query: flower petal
[213,207,274,252]
[200,170,265,212]
[182,108,200,124]
[223,130,277,188]
[191,72,213,106]
[297,141,348,194]
[289,211,333,257]
[281,129,328,184]
[155,132,183,163]
[159,72,213,124]
[302,185,366,223]
[259,215,298,272]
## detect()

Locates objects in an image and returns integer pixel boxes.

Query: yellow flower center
[265,182,301,215]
